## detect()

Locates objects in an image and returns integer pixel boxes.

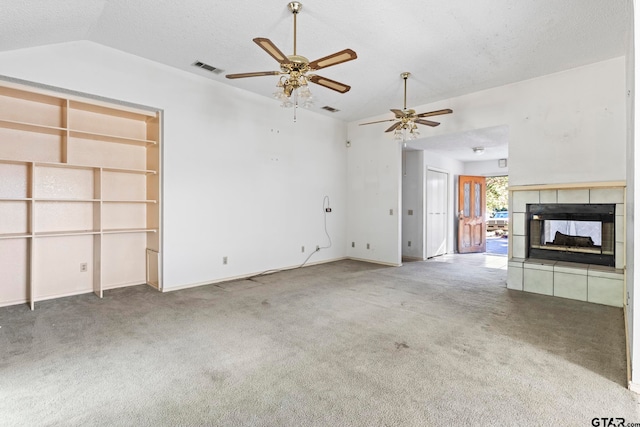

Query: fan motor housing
[282,55,310,73]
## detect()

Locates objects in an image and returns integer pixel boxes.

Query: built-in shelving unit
[0,81,162,309]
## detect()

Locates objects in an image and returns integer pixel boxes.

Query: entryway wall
[402,150,464,260]
[464,159,509,177]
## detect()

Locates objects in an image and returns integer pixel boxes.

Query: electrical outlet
[301,246,305,253]
[325,207,332,212]
[366,243,370,250]
[408,241,412,247]
[223,256,228,265]
[80,263,87,272]
[408,209,413,215]
[316,245,320,251]
[389,209,393,215]
[351,242,355,248]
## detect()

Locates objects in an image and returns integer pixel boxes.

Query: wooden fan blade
[359,118,397,126]
[385,122,403,133]
[415,119,440,127]
[309,75,351,93]
[308,49,357,70]
[390,109,405,118]
[226,71,280,79]
[253,38,291,64]
[416,108,453,118]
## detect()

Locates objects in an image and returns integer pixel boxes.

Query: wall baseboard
[347,256,402,267]
[163,256,349,293]
[624,305,631,386]
[163,256,405,293]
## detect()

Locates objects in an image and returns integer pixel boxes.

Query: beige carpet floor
[1,256,639,426]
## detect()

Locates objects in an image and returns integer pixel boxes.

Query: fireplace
[508,186,623,307]
[527,203,615,267]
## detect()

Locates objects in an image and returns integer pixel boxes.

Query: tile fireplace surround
[507,184,625,307]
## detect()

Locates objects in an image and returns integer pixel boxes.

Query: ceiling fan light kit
[225,2,357,115]
[359,72,453,143]
[225,4,452,137]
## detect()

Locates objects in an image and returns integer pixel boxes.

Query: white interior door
[426,169,448,258]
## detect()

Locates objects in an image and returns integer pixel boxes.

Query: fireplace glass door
[527,204,615,266]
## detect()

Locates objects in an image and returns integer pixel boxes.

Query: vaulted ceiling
[0,0,630,126]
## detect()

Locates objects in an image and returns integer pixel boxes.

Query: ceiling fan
[225,2,357,107]
[360,72,453,141]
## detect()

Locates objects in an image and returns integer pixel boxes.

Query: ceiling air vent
[322,106,340,113]
[192,61,223,74]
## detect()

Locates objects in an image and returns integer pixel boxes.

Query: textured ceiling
[0,0,630,128]
[406,126,510,162]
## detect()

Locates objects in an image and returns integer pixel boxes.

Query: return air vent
[192,61,223,74]
[322,106,340,113]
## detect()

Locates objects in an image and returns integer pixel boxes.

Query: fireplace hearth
[527,203,615,266]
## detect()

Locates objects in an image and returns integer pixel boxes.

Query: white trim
[347,256,402,267]
[162,256,349,292]
[402,255,425,262]
[629,381,640,394]
[102,281,147,291]
[510,181,626,191]
[625,305,631,384]
[34,289,96,302]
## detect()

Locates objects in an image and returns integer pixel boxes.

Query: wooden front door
[458,175,486,253]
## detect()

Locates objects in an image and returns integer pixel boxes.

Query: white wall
[0,41,349,290]
[345,122,402,266]
[463,159,509,177]
[402,151,424,259]
[347,57,626,265]
[629,0,638,391]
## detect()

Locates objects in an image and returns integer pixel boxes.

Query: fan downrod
[401,72,411,111]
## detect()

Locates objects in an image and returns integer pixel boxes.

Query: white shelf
[0,80,161,309]
[35,230,100,238]
[33,161,95,171]
[103,228,158,235]
[35,198,100,202]
[69,129,156,146]
[0,119,65,136]
[102,199,157,204]
[0,159,157,175]
[102,166,157,175]
[0,120,156,146]
[0,232,31,240]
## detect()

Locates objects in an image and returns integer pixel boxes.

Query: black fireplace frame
[527,203,615,267]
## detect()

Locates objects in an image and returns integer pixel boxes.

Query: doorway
[485,176,509,256]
